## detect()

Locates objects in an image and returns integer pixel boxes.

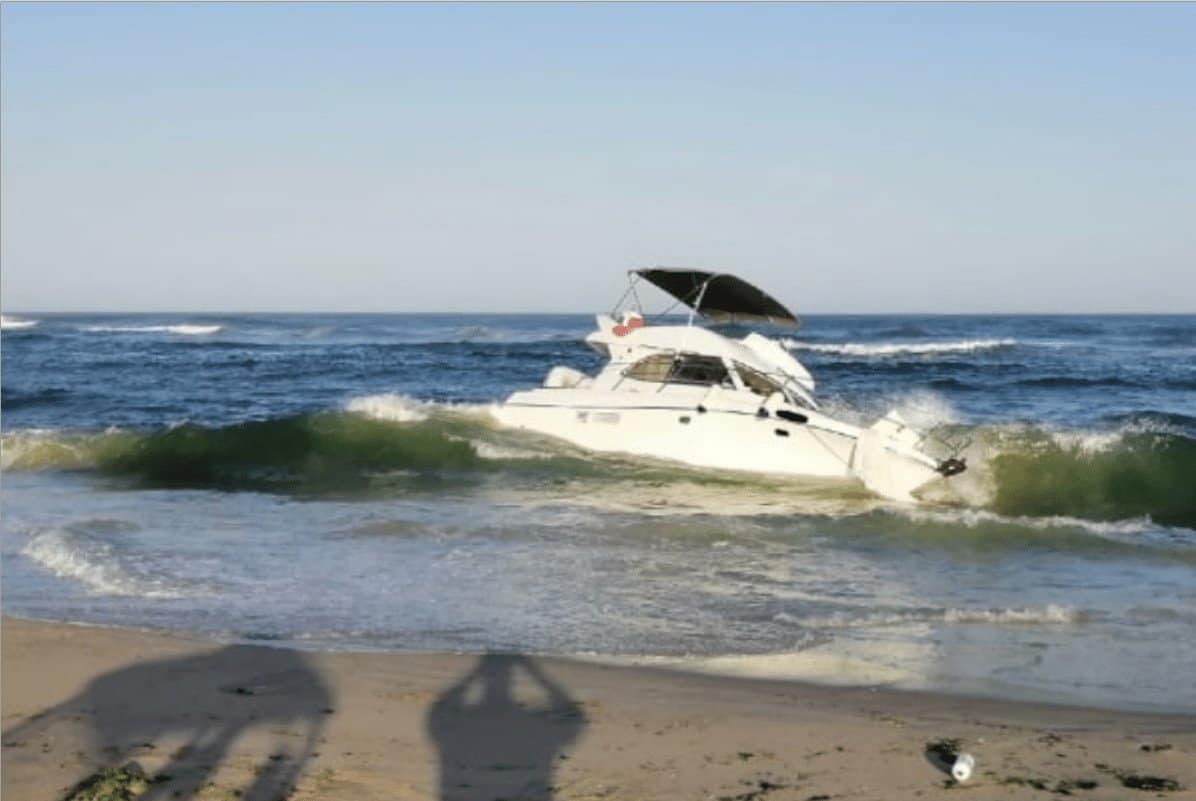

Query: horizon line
[4,309,1195,317]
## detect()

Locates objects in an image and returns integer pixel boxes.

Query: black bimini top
[633,268,799,327]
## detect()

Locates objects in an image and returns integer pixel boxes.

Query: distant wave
[931,376,1196,392]
[1,315,39,330]
[783,338,1017,357]
[81,324,223,336]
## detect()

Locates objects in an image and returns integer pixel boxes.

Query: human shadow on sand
[2,644,331,801]
[427,653,587,801]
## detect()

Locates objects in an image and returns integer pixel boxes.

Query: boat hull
[493,388,859,481]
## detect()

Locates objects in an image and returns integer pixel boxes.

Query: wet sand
[3,616,1194,800]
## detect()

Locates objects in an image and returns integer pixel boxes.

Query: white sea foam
[602,640,929,688]
[471,441,554,460]
[783,338,1016,357]
[345,393,497,424]
[2,429,88,471]
[944,605,1081,624]
[785,604,1082,630]
[1046,429,1125,454]
[81,324,223,336]
[345,393,431,422]
[1,315,39,330]
[0,427,135,471]
[20,524,186,599]
[893,389,962,428]
[892,504,1172,537]
[981,416,1187,459]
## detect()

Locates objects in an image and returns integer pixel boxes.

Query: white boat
[493,269,965,502]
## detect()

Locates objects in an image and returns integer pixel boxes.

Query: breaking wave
[81,324,223,336]
[980,425,1196,529]
[783,338,1017,357]
[3,408,1194,529]
[4,416,483,492]
[1,315,39,330]
[342,392,498,423]
[19,521,189,598]
[345,392,433,423]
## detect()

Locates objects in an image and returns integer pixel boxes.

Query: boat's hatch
[633,268,799,327]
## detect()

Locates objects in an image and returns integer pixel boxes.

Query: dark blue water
[3,312,1195,711]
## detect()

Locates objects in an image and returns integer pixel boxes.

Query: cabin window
[623,353,674,382]
[670,355,731,386]
[624,353,731,387]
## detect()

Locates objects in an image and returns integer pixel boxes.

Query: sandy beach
[3,617,1193,801]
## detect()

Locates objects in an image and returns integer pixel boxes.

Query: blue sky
[3,2,1193,312]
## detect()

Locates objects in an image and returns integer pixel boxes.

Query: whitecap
[892,505,1170,537]
[345,393,432,422]
[81,324,222,336]
[1,315,39,330]
[344,394,496,424]
[943,604,1081,625]
[783,338,1017,357]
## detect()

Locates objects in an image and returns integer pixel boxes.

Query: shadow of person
[427,654,586,801]
[2,644,331,801]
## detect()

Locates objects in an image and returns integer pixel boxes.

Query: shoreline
[4,616,1194,800]
[4,611,1189,718]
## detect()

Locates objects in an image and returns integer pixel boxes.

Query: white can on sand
[952,752,975,782]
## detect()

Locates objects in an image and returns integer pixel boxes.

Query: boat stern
[849,411,966,502]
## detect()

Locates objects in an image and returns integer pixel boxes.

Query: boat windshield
[734,361,782,397]
[735,361,810,408]
[624,353,732,387]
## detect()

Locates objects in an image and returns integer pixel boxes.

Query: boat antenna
[612,272,644,317]
[630,277,644,315]
[686,275,713,329]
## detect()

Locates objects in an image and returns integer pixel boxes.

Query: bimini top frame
[618,268,800,328]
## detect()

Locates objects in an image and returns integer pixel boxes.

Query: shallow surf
[3,312,1194,711]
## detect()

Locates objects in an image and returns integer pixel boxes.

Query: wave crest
[783,338,1017,357]
[981,426,1196,529]
[345,393,432,423]
[4,413,1194,529]
[1,315,39,330]
[81,324,222,336]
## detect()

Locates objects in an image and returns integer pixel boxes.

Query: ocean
[2,312,1194,713]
